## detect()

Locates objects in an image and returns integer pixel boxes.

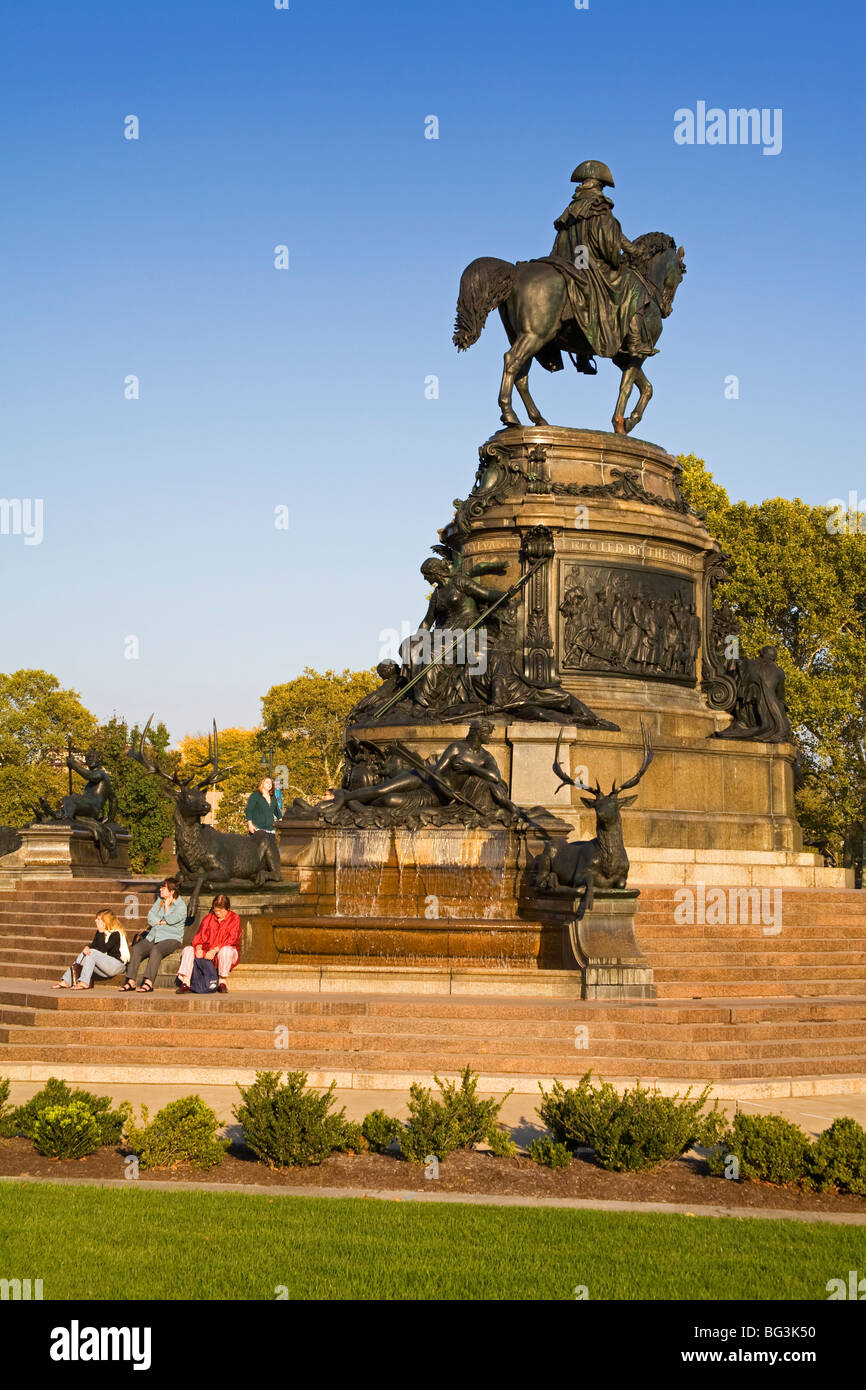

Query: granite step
[2,1042,864,1080]
[5,1025,866,1064]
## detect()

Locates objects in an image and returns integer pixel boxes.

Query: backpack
[190,957,219,994]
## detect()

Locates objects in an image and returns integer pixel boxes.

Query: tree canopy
[679,455,866,863]
[0,670,96,827]
[260,666,379,803]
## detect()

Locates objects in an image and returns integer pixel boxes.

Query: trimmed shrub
[435,1068,513,1149]
[0,1077,14,1138]
[336,1121,367,1155]
[706,1112,811,1186]
[527,1136,572,1169]
[125,1096,228,1171]
[537,1074,619,1151]
[33,1102,100,1160]
[538,1073,725,1173]
[11,1077,129,1147]
[362,1109,401,1154]
[234,1071,351,1168]
[400,1068,513,1163]
[486,1126,518,1158]
[808,1117,866,1195]
[400,1083,463,1163]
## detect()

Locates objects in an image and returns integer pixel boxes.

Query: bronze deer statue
[534,722,654,919]
[128,716,281,922]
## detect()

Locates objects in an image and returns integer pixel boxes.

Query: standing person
[175,893,241,994]
[245,776,281,838]
[118,877,186,994]
[53,910,130,990]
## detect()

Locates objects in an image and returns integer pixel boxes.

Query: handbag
[189,957,219,994]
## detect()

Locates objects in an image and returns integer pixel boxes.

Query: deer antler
[612,721,655,794]
[553,728,599,797]
[127,715,183,795]
[194,720,232,789]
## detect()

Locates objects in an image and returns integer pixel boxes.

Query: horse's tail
[453,257,515,350]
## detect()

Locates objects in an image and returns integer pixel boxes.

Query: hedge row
[2,1071,865,1192]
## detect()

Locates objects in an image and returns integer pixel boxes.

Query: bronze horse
[454,235,685,433]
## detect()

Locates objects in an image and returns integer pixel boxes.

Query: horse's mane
[626,232,677,278]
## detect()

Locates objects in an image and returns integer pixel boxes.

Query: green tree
[679,456,866,861]
[91,717,177,874]
[0,670,96,826]
[261,667,379,802]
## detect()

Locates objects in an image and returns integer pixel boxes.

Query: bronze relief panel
[559,563,700,683]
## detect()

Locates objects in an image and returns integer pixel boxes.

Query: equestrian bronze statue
[454,160,685,433]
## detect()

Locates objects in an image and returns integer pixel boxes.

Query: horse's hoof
[613,416,626,435]
[499,412,521,429]
[530,417,549,428]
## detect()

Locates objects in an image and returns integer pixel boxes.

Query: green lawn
[0,1183,859,1300]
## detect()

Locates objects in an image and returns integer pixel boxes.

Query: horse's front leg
[612,361,639,434]
[624,364,653,434]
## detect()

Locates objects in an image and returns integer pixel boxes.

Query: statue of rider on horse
[453,160,685,434]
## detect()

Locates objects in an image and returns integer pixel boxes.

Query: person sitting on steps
[53,910,130,990]
[118,877,186,994]
[175,893,241,995]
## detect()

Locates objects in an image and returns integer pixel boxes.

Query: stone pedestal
[346,426,837,880]
[535,888,656,999]
[0,824,131,879]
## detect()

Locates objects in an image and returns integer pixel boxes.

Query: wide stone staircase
[0,877,865,1091]
[0,878,161,982]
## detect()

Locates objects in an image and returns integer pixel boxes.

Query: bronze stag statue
[534,722,654,918]
[128,716,281,922]
[454,160,685,433]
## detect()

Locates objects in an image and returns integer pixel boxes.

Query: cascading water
[334,828,392,918]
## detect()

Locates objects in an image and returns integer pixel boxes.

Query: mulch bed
[1,1137,865,1213]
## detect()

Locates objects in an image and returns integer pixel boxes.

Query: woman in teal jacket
[245,776,281,837]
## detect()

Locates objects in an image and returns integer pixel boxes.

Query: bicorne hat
[570,160,614,188]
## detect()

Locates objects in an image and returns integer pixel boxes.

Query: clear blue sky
[1,0,863,739]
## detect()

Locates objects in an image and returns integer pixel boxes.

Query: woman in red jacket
[175,893,241,994]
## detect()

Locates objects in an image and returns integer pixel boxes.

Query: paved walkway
[1,1172,863,1223]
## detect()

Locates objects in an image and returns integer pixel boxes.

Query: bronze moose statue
[128,716,281,922]
[534,722,654,918]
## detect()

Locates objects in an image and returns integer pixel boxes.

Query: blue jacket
[146,897,187,943]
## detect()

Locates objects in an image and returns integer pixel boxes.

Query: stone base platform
[352,720,832,865]
[230,963,585,997]
[628,848,851,889]
[0,824,132,879]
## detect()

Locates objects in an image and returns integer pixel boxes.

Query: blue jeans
[62,950,124,987]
